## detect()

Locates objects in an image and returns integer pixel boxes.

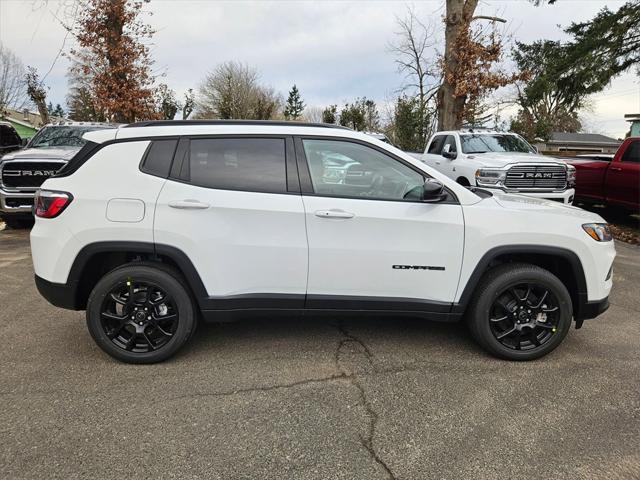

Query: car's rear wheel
[467,263,573,360]
[86,263,196,363]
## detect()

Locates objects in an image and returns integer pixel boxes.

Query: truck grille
[504,165,567,190]
[0,161,66,189]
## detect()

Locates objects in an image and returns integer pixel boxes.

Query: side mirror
[532,145,539,154]
[442,144,457,160]
[21,138,29,147]
[422,179,446,203]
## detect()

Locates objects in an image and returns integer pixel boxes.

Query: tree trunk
[35,100,50,125]
[437,0,478,130]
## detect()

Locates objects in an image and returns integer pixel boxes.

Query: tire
[466,263,573,361]
[86,263,197,364]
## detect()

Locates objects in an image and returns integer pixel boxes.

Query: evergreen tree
[339,98,379,131]
[392,96,422,152]
[322,105,337,124]
[52,103,65,118]
[284,84,305,120]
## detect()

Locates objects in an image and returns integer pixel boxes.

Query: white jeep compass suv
[30,120,615,363]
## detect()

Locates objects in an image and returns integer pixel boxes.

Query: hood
[465,152,566,168]
[1,146,79,162]
[562,157,605,167]
[492,191,604,222]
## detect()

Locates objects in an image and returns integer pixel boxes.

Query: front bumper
[576,296,610,321]
[0,187,35,214]
[480,187,575,204]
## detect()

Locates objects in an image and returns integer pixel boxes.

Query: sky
[1,0,638,138]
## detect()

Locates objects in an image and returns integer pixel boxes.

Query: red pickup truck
[564,137,639,213]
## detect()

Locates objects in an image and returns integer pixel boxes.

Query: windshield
[28,126,111,148]
[460,134,535,154]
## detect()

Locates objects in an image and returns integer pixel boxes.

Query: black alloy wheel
[100,280,179,353]
[87,263,196,363]
[489,283,560,351]
[467,263,573,360]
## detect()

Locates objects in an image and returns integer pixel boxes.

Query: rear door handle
[168,200,210,210]
[315,209,355,219]
[610,167,622,171]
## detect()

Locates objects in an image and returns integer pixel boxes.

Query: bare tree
[389,8,439,147]
[66,64,105,121]
[0,43,27,112]
[303,106,324,123]
[196,62,281,120]
[182,88,195,120]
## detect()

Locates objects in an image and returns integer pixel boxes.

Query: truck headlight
[582,223,612,242]
[567,164,576,188]
[475,168,506,186]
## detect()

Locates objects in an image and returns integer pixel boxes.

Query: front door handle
[609,167,622,171]
[315,209,355,219]
[168,200,210,210]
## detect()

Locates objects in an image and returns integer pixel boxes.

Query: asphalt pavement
[1,227,638,479]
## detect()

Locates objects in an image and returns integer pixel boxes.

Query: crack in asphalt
[333,322,396,480]
[170,373,351,400]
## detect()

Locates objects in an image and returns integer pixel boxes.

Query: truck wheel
[86,263,196,364]
[466,263,573,361]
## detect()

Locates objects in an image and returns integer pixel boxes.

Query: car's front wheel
[86,263,196,363]
[467,263,573,360]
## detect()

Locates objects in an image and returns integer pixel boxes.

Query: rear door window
[183,138,287,194]
[621,141,639,163]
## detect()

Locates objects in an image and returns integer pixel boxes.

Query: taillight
[34,190,73,218]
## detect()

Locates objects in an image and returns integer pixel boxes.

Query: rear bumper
[35,274,79,310]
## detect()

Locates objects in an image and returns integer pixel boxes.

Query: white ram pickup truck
[419,130,576,204]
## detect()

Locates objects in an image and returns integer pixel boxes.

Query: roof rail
[123,119,351,130]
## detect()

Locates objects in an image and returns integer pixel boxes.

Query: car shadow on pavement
[179,314,483,364]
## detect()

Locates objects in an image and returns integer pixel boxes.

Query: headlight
[567,164,576,188]
[475,168,506,186]
[582,223,612,242]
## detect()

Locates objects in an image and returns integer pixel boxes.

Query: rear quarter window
[141,139,178,178]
